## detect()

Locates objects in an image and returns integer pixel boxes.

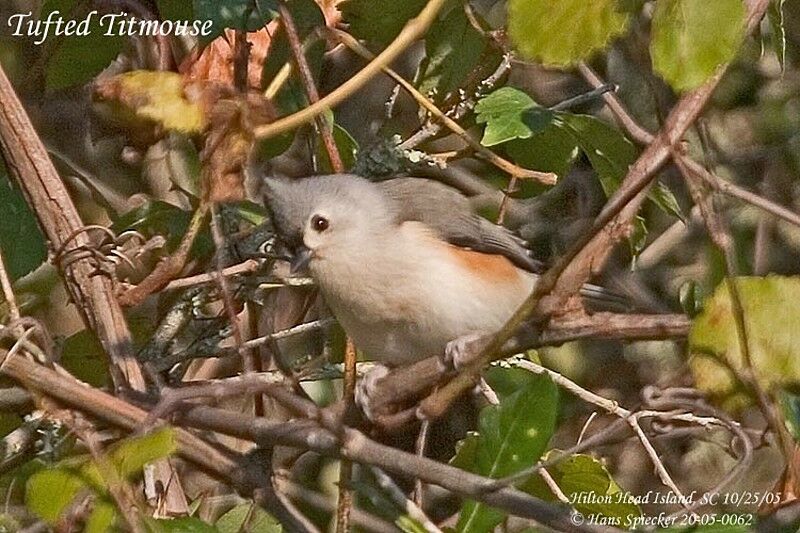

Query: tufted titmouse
[263,174,620,368]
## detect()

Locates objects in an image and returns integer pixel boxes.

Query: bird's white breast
[311,222,536,365]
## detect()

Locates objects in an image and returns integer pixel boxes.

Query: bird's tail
[579,283,632,312]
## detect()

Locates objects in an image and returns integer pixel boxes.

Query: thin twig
[329,29,556,185]
[118,204,209,307]
[254,0,451,140]
[335,339,357,533]
[369,467,442,533]
[0,249,20,323]
[275,475,400,533]
[480,359,743,501]
[210,206,263,416]
[413,419,430,509]
[164,259,261,291]
[278,2,344,174]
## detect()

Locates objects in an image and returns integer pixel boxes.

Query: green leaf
[651,182,685,221]
[85,501,118,533]
[113,200,209,253]
[449,433,479,471]
[484,365,543,401]
[316,122,359,173]
[558,114,682,219]
[350,475,429,533]
[768,0,787,72]
[523,452,640,523]
[193,0,278,43]
[689,277,800,409]
[456,371,558,532]
[416,0,496,99]
[60,330,110,388]
[255,132,294,161]
[109,428,177,478]
[629,215,648,262]
[506,124,580,188]
[216,503,282,533]
[507,0,629,66]
[26,467,86,524]
[43,0,124,90]
[650,0,746,92]
[475,88,683,216]
[146,516,218,533]
[79,430,177,495]
[234,201,268,226]
[679,280,704,317]
[474,87,552,146]
[27,432,176,529]
[780,390,800,442]
[0,173,47,281]
[340,0,426,48]
[556,114,637,197]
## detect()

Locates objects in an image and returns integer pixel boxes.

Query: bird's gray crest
[262,174,395,246]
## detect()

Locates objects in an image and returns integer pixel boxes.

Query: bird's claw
[355,363,391,422]
[441,332,487,371]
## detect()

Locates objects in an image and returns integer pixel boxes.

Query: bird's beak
[289,245,313,274]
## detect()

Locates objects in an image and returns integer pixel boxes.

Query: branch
[278,1,344,173]
[0,63,142,388]
[368,312,689,423]
[0,352,621,533]
[417,0,772,420]
[0,61,188,510]
[253,0,449,140]
[579,63,800,229]
[330,29,556,185]
[0,351,320,530]
[580,48,798,474]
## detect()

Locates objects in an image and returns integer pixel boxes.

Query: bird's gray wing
[377,178,544,273]
[378,177,630,310]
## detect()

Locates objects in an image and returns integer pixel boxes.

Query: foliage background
[0,0,798,531]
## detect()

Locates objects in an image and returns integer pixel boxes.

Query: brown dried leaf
[180,26,277,91]
[201,93,276,203]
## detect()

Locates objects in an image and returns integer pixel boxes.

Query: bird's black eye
[311,214,329,232]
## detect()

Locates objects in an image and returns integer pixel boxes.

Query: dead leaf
[201,93,276,203]
[181,26,276,91]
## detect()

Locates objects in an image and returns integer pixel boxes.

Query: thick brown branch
[372,313,689,419]
[0,61,188,511]
[0,63,142,388]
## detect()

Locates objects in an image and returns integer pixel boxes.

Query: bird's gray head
[263,174,396,273]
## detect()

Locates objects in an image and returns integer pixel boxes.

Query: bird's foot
[441,332,490,371]
[355,363,391,422]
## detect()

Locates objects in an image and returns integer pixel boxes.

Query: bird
[262,173,621,369]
